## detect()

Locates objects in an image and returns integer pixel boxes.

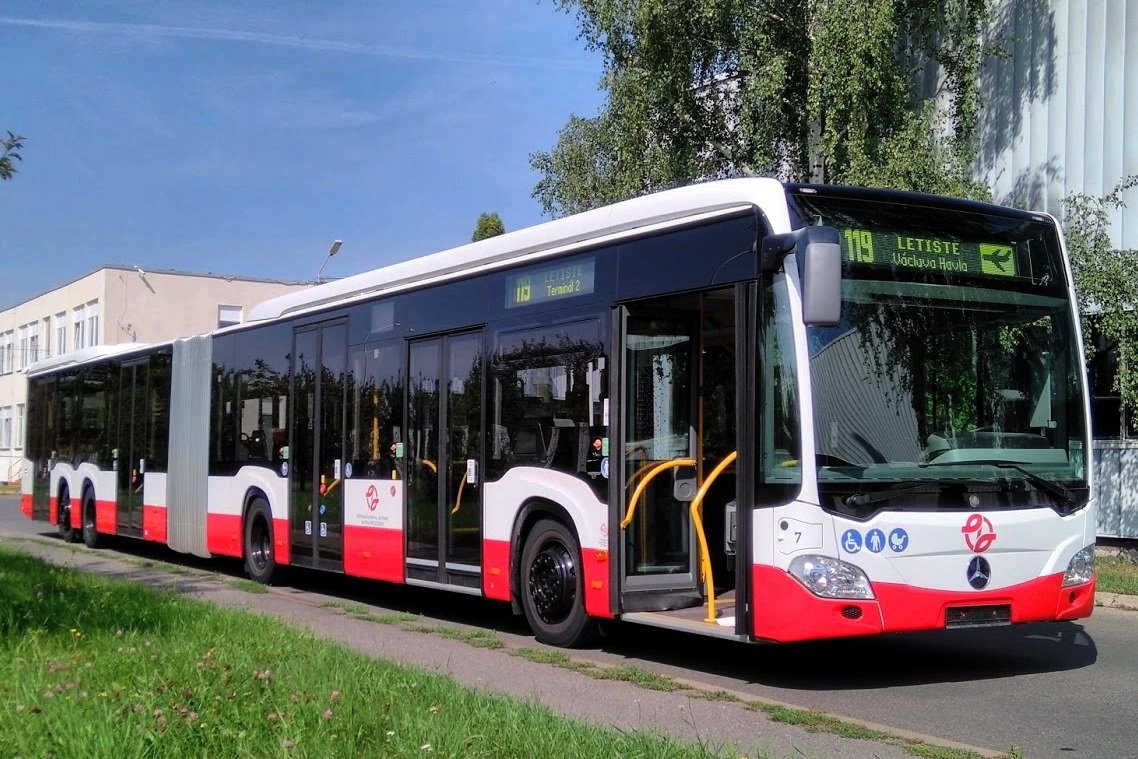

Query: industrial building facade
[0,266,307,482]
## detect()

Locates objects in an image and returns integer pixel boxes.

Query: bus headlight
[1061,545,1095,587]
[788,555,875,600]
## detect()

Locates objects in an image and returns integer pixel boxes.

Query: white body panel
[206,467,289,518]
[343,477,404,530]
[483,467,607,550]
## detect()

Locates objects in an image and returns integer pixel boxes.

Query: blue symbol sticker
[319,503,326,516]
[888,528,910,553]
[866,528,886,553]
[600,457,610,479]
[841,529,863,554]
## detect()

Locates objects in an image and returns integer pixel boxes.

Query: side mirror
[760,226,842,326]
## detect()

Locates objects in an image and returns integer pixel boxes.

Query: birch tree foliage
[532,0,990,217]
[1063,176,1138,423]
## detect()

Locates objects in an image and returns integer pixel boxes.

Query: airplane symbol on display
[982,246,1012,272]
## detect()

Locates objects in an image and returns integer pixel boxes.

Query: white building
[973,0,1138,539]
[0,266,307,483]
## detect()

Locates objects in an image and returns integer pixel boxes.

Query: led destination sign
[506,258,596,309]
[840,228,1019,279]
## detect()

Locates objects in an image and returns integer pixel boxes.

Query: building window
[218,304,243,329]
[27,322,39,365]
[0,407,11,450]
[0,331,12,375]
[73,306,86,351]
[14,403,24,449]
[86,300,100,347]
[40,317,50,358]
[17,325,28,371]
[56,312,67,355]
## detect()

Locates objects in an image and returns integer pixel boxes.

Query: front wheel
[244,498,278,584]
[519,518,598,648]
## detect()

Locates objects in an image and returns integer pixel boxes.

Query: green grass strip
[0,546,736,759]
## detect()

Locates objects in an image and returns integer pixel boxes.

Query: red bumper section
[752,564,1095,643]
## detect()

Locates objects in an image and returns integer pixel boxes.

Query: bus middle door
[289,321,349,571]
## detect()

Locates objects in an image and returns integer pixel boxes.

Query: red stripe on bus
[343,525,404,582]
[752,564,882,642]
[873,573,1095,630]
[21,493,33,518]
[482,539,510,601]
[583,547,613,619]
[752,564,1095,643]
[273,518,290,567]
[49,496,58,524]
[142,505,167,543]
[96,499,117,535]
[206,512,243,558]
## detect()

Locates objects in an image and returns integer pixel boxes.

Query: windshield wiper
[919,460,1075,505]
[843,481,954,508]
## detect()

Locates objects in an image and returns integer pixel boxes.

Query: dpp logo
[961,514,996,553]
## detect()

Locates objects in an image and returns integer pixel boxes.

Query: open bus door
[616,287,745,629]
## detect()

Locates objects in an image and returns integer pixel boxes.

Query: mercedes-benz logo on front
[967,556,992,589]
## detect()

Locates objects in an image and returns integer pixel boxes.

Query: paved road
[3,495,1135,758]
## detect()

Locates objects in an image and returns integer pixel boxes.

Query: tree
[1,131,25,180]
[1063,175,1138,432]
[532,0,991,217]
[472,212,505,242]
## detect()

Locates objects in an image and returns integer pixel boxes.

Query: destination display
[840,227,1020,280]
[506,257,596,309]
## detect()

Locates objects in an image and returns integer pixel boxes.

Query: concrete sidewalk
[2,530,1032,759]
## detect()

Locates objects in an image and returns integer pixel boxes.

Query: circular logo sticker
[280,461,289,478]
[344,462,353,479]
[600,457,610,479]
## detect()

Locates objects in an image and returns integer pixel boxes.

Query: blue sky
[0,2,604,309]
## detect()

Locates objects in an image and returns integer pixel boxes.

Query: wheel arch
[240,487,272,557]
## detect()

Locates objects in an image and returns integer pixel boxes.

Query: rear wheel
[82,491,104,549]
[519,518,598,648]
[57,486,77,543]
[244,498,277,584]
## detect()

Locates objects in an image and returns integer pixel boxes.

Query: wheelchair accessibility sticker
[842,527,910,554]
[841,529,862,553]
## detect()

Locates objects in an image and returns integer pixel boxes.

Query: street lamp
[317,239,342,284]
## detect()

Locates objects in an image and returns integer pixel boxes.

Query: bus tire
[244,498,277,584]
[81,490,104,549]
[57,485,77,543]
[519,518,598,648]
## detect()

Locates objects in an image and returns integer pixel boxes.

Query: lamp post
[317,239,342,284]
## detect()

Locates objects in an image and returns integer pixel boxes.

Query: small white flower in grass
[420,744,433,752]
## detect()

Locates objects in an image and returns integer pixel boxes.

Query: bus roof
[26,342,163,378]
[246,177,791,324]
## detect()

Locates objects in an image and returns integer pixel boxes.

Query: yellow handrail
[620,458,695,529]
[690,451,737,623]
[451,472,466,515]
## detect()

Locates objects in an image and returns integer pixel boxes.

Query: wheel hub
[529,543,576,624]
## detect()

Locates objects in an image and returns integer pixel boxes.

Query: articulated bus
[21,178,1096,647]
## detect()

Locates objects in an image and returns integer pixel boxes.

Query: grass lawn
[1096,553,1138,596]
[0,546,737,759]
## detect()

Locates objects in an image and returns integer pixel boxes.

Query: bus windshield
[790,189,1089,515]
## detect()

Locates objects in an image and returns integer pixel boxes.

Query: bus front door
[617,289,740,615]
[289,321,349,572]
[405,330,483,590]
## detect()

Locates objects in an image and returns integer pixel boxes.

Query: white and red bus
[21,178,1096,646]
